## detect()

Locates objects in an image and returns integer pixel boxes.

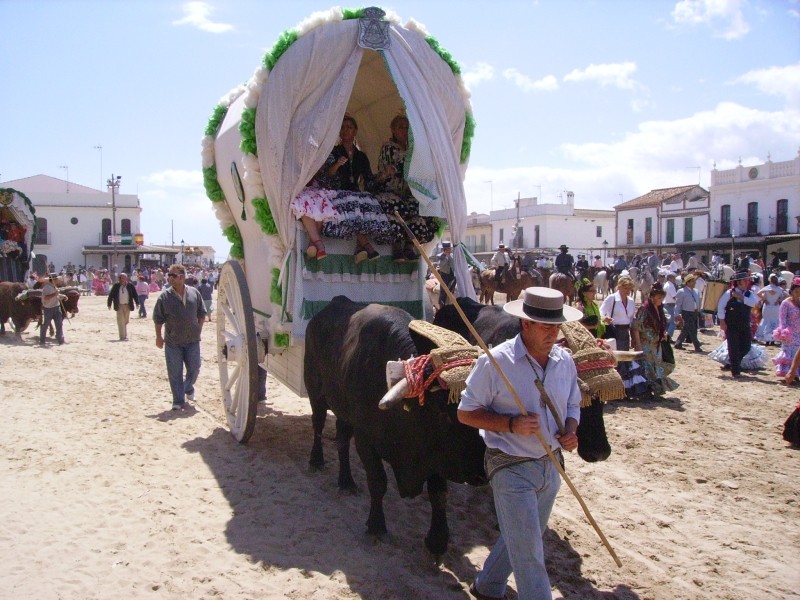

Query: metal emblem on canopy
[0,190,13,207]
[358,7,390,50]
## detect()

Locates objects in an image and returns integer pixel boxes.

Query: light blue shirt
[674,286,700,312]
[459,335,581,458]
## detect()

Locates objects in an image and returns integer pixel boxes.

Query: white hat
[503,287,583,324]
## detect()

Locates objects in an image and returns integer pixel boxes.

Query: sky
[1,0,798,259]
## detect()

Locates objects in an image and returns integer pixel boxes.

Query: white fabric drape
[252,18,475,301]
[257,21,364,249]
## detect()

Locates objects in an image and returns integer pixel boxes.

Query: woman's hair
[342,115,358,130]
[575,277,594,303]
[769,274,779,284]
[389,115,409,144]
[617,276,633,289]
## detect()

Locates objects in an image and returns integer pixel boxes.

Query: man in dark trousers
[718,271,758,378]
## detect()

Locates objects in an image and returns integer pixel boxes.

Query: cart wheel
[216,260,259,443]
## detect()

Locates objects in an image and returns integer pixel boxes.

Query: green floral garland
[223,224,244,259]
[252,198,278,235]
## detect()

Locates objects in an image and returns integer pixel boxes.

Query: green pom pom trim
[239,107,258,157]
[460,112,476,164]
[425,36,461,76]
[252,197,278,235]
[263,29,299,71]
[205,104,228,137]
[223,224,244,259]
[273,332,290,349]
[270,267,282,305]
[342,7,366,19]
[203,166,225,202]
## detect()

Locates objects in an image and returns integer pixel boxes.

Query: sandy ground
[0,293,798,600]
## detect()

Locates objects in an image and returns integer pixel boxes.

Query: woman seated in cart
[291,114,438,263]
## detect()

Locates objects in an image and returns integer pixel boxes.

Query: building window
[121,219,132,235]
[777,199,788,234]
[480,234,486,252]
[720,205,730,236]
[70,217,78,225]
[102,218,112,244]
[34,218,48,245]
[596,226,602,237]
[499,228,504,245]
[534,225,540,248]
[747,202,758,235]
[645,217,652,243]
[684,218,693,242]
[666,219,674,244]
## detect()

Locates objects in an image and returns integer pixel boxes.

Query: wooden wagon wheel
[216,260,259,443]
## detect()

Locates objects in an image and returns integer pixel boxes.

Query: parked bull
[433,297,612,462]
[305,296,486,559]
[0,282,43,337]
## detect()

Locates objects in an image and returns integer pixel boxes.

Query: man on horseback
[435,240,457,310]
[491,243,512,287]
[555,244,575,282]
[575,254,589,280]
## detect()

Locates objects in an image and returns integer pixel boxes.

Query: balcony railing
[626,230,633,244]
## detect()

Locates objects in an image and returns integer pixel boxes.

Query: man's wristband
[508,416,514,433]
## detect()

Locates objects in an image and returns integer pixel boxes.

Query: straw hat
[683,274,698,285]
[503,287,582,324]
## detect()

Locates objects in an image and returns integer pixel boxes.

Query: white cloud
[503,68,559,92]
[731,63,800,107]
[462,62,495,88]
[671,0,750,40]
[173,2,234,34]
[563,62,639,90]
[463,102,799,214]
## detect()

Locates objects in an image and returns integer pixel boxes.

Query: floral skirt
[773,343,800,378]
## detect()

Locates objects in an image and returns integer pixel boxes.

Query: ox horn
[378,378,409,410]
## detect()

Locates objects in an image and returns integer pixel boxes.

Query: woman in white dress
[756,274,787,345]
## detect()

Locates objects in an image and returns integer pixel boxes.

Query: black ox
[305,296,486,558]
[433,297,612,463]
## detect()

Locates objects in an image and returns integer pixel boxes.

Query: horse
[590,267,610,298]
[549,271,576,305]
[628,266,653,303]
[479,257,538,304]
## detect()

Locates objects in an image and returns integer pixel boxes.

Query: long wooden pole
[401,214,622,567]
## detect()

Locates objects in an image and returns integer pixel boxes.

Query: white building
[3,175,186,273]
[614,184,709,256]
[490,191,615,256]
[693,153,800,267]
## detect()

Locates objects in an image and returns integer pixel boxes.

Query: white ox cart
[203,7,477,442]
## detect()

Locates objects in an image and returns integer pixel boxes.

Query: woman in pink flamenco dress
[772,276,800,384]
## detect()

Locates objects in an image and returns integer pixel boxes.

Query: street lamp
[602,240,609,265]
[107,174,122,273]
[730,232,735,265]
[180,239,185,265]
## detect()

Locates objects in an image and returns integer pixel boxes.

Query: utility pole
[107,174,122,272]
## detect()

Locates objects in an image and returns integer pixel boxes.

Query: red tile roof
[614,185,700,210]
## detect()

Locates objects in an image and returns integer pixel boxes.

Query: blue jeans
[474,458,561,600]
[164,341,201,405]
[138,294,148,317]
[664,303,676,338]
[40,306,64,344]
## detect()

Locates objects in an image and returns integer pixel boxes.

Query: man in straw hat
[717,271,759,378]
[435,241,456,310]
[673,273,703,352]
[458,287,582,600]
